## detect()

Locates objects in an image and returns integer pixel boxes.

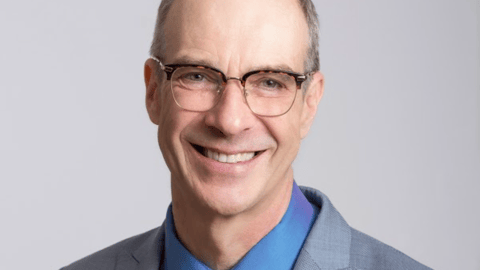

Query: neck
[171,177,293,270]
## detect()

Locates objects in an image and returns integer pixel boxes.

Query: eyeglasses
[150,56,314,117]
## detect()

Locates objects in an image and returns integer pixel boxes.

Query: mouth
[191,144,264,164]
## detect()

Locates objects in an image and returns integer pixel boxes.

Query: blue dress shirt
[164,181,319,270]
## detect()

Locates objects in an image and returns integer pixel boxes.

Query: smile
[192,144,263,164]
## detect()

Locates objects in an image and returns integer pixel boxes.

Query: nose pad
[220,77,247,101]
[226,76,242,82]
[227,77,245,88]
[204,76,254,136]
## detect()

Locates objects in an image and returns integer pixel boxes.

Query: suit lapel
[123,188,351,270]
[130,223,166,270]
[293,250,322,270]
[294,186,352,270]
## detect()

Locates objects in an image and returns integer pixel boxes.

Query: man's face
[146,0,323,215]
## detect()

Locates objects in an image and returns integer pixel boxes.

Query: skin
[144,0,324,269]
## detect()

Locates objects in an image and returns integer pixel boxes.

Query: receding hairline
[150,0,320,84]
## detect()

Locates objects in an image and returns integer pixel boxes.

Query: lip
[191,143,265,156]
[188,142,267,174]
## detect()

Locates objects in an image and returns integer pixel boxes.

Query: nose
[204,79,256,137]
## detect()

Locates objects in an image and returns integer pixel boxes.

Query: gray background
[0,0,479,269]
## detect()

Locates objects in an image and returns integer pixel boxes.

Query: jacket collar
[294,186,351,270]
[131,224,165,270]
[127,186,351,270]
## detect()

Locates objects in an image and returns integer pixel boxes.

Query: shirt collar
[164,181,319,270]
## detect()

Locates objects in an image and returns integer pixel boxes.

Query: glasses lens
[171,67,223,111]
[245,72,297,116]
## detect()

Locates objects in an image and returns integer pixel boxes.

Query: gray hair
[149,0,320,73]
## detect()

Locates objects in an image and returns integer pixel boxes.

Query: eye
[260,78,283,89]
[182,72,208,82]
[251,74,288,91]
[245,72,296,98]
[173,67,222,91]
[175,67,220,84]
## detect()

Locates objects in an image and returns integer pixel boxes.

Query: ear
[145,58,161,125]
[300,71,324,139]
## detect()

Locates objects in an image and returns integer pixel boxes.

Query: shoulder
[348,228,431,270]
[60,226,163,270]
[298,185,431,270]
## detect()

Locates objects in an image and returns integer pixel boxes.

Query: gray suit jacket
[61,186,432,270]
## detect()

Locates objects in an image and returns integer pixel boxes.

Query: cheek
[157,84,187,144]
[157,111,179,173]
[274,104,304,155]
[156,89,187,172]
[267,113,302,155]
[157,99,202,178]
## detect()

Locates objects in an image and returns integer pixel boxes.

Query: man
[62,0,431,269]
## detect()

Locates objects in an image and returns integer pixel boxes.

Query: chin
[194,177,264,217]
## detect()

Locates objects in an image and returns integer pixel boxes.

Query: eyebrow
[168,56,300,74]
[168,56,218,69]
[249,64,299,74]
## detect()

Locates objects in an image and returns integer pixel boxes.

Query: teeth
[204,148,256,163]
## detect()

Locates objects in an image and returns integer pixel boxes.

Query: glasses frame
[150,56,315,117]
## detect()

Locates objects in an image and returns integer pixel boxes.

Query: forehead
[163,0,309,72]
